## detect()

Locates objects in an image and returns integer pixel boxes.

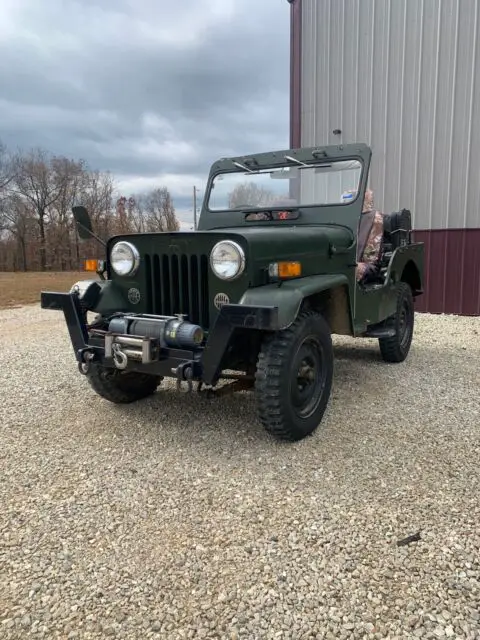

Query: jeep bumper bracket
[201,303,278,386]
[41,290,98,362]
[41,290,278,385]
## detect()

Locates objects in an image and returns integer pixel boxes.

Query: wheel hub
[290,337,326,420]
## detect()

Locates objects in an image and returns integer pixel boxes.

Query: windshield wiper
[232,161,255,173]
[284,154,308,166]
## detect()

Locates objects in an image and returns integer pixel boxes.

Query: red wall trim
[413,229,480,316]
[290,0,302,149]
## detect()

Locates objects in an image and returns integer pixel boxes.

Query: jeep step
[364,322,396,339]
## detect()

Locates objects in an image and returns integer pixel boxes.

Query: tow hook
[172,362,195,393]
[77,349,95,375]
[112,343,128,370]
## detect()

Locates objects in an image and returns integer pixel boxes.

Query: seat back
[356,210,376,261]
[382,209,412,251]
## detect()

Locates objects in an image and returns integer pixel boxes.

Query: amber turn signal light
[84,259,99,272]
[268,261,302,279]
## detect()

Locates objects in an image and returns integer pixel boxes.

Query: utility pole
[193,186,197,230]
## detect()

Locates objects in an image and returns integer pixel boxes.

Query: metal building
[289,0,480,315]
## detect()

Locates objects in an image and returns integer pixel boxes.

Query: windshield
[207,159,363,212]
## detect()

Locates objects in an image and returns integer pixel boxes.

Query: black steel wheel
[255,311,334,442]
[379,282,415,363]
[86,363,162,404]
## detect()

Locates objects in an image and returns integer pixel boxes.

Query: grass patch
[0,271,90,309]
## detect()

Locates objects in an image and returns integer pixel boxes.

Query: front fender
[70,279,129,315]
[239,274,350,330]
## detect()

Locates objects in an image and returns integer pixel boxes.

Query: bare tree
[133,187,179,232]
[71,169,117,265]
[80,169,116,238]
[0,141,15,192]
[0,195,35,270]
[228,182,276,209]
[11,148,67,270]
[0,140,181,271]
[117,187,179,233]
[48,157,87,269]
[0,140,16,238]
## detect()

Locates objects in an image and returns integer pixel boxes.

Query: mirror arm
[76,222,106,247]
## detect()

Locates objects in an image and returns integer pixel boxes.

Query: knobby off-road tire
[86,363,162,404]
[255,311,334,442]
[379,282,414,363]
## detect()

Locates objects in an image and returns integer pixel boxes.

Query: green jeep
[41,143,424,442]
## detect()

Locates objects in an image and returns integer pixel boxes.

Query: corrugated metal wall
[295,0,480,315]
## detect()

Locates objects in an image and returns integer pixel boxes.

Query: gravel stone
[0,305,479,639]
[20,615,31,629]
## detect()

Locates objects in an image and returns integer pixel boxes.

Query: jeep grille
[144,253,210,328]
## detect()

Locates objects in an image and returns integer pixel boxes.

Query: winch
[104,314,204,369]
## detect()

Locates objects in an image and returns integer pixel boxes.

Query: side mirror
[71,205,106,247]
[72,205,94,241]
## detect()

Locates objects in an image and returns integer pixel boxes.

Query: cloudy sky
[0,0,291,227]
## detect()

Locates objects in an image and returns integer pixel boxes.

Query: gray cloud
[0,0,290,223]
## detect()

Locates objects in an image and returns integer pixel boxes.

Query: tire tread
[379,282,414,363]
[255,311,333,442]
[86,364,162,404]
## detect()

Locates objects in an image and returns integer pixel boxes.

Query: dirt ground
[0,271,89,309]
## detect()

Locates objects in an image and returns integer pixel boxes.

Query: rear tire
[379,282,414,363]
[86,363,162,404]
[255,311,334,442]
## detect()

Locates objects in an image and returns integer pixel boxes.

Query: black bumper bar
[41,291,278,385]
[41,291,92,360]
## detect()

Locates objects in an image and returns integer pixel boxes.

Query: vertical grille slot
[171,255,180,313]
[145,252,210,327]
[153,254,161,313]
[181,255,190,315]
[161,255,171,316]
[200,255,209,327]
[144,254,152,311]
[190,256,200,324]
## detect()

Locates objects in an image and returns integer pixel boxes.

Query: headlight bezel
[210,240,246,281]
[110,240,140,277]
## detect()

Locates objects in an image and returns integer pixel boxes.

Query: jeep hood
[222,225,354,261]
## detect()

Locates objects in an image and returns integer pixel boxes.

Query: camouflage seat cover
[356,189,384,282]
[343,189,385,282]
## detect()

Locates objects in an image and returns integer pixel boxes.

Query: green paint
[86,143,423,338]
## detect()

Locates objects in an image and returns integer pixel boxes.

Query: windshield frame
[205,158,365,214]
[197,144,372,232]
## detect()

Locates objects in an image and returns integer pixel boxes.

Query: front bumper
[41,290,278,386]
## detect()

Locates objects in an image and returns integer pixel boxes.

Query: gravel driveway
[1,304,479,640]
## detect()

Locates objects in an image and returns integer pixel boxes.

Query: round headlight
[210,240,245,281]
[110,241,140,276]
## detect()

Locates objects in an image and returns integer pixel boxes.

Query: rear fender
[239,274,353,334]
[385,243,424,295]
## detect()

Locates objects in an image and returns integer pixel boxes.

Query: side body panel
[354,284,398,332]
[353,243,425,333]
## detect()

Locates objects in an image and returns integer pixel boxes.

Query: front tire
[85,363,162,404]
[379,282,414,363]
[254,311,334,442]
